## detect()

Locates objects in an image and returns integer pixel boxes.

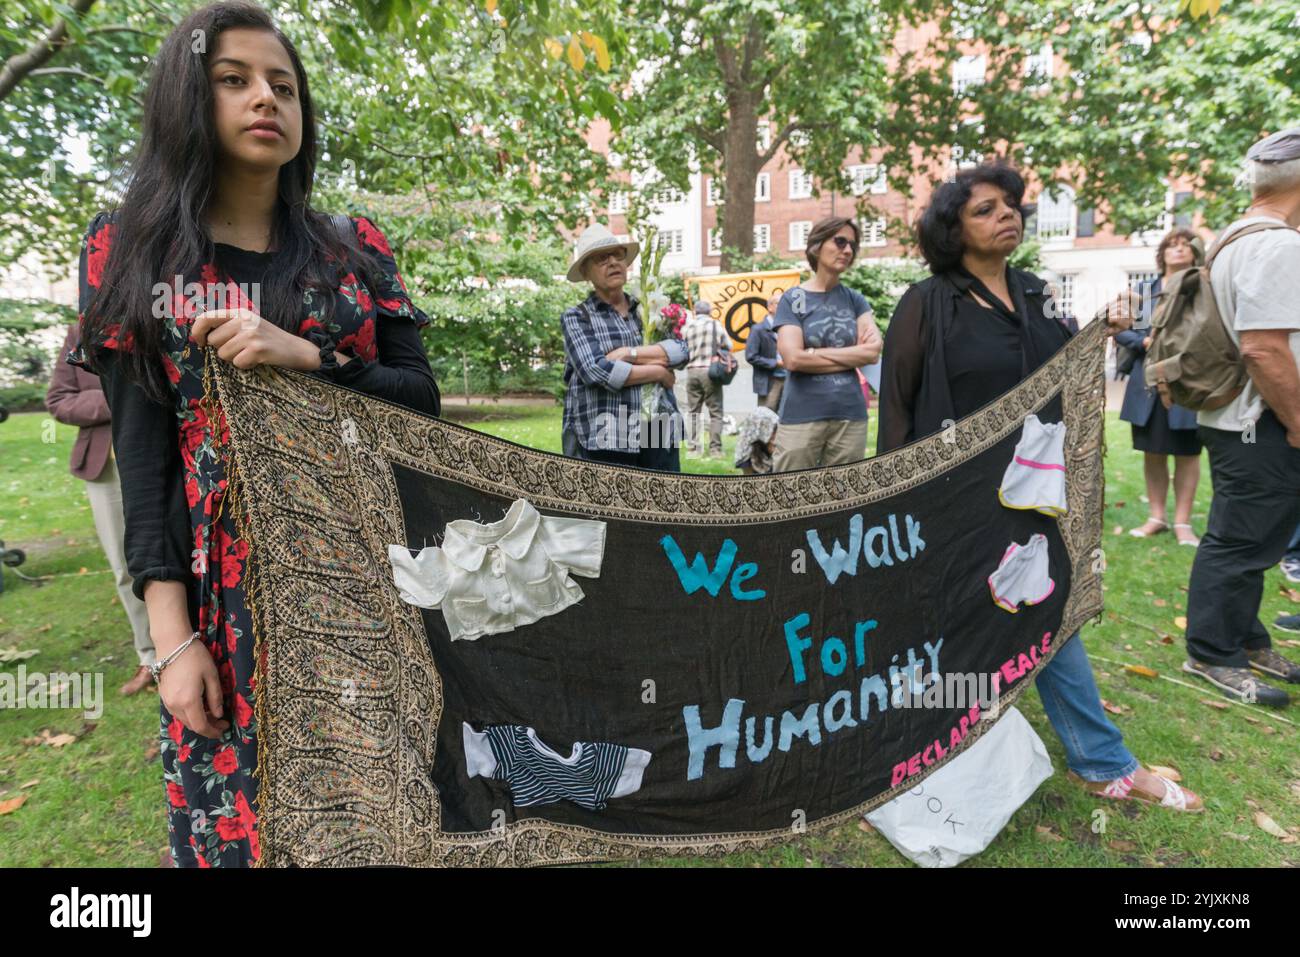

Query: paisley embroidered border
[214,320,1106,867]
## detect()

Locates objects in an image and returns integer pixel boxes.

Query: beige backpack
[1144,222,1293,411]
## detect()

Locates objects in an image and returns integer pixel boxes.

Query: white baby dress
[998,414,1068,516]
[988,533,1055,613]
[388,498,607,641]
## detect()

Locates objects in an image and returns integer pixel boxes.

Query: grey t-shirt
[772,284,872,424]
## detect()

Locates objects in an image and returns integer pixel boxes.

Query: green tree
[908,0,1300,233]
[0,0,627,278]
[615,0,939,272]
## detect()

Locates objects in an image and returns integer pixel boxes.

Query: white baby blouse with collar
[387,498,607,641]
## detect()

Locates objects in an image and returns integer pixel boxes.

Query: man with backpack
[1169,127,1300,706]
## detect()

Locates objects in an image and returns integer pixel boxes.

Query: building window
[706,178,722,206]
[789,129,811,149]
[849,164,887,196]
[756,121,771,152]
[953,54,986,94]
[608,191,628,214]
[789,220,813,251]
[1024,43,1053,87]
[1056,274,1076,317]
[754,224,771,254]
[789,168,814,200]
[707,227,722,256]
[660,229,684,255]
[1127,270,1158,294]
[1173,190,1194,227]
[860,217,887,248]
[755,172,771,202]
[651,186,685,207]
[1036,184,1077,241]
[950,143,983,170]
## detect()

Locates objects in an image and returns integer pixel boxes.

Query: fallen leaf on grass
[1108,840,1137,852]
[35,623,51,633]
[19,780,39,789]
[0,647,39,663]
[1208,748,1224,761]
[1112,525,1123,536]
[1282,587,1300,604]
[857,819,874,834]
[143,745,160,762]
[19,729,78,748]
[1101,699,1129,715]
[1153,598,1167,608]
[1243,715,1260,725]
[1124,644,1134,651]
[1277,639,1300,649]
[1254,811,1295,842]
[1174,616,1188,630]
[1261,725,1276,735]
[1149,765,1182,782]
[1125,664,1159,678]
[1159,634,1174,644]
[1035,825,1065,842]
[1224,832,1251,842]
[1200,698,1229,711]
[0,796,27,815]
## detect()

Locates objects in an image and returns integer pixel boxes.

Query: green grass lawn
[2,404,1298,867]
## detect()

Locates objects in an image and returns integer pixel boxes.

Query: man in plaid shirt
[682,300,732,457]
[561,225,689,470]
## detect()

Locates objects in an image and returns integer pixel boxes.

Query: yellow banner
[686,269,802,351]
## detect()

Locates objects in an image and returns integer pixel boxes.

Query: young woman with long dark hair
[71,1,439,867]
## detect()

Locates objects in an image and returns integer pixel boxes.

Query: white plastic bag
[865,707,1052,867]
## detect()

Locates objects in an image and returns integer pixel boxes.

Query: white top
[388,498,607,641]
[1199,216,1300,432]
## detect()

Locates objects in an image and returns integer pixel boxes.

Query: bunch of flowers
[649,302,689,342]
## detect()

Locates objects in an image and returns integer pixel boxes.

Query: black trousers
[562,428,682,472]
[1186,411,1300,666]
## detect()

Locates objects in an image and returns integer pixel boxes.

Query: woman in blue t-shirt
[771,216,883,471]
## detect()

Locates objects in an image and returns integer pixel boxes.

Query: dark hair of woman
[1155,227,1201,274]
[805,216,860,271]
[80,0,381,402]
[915,163,1033,273]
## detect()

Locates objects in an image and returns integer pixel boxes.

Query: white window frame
[860,217,887,248]
[608,190,628,214]
[849,163,887,196]
[788,168,813,200]
[1056,273,1076,317]
[707,227,722,256]
[660,228,684,255]
[755,172,771,202]
[756,120,771,152]
[789,129,811,150]
[1035,184,1077,242]
[706,178,722,206]
[789,220,812,251]
[953,54,986,95]
[753,224,771,254]
[1024,42,1053,88]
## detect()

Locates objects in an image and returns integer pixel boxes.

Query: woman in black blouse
[877,162,1202,812]
[70,2,439,867]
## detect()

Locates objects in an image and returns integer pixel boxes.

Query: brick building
[594,24,1204,326]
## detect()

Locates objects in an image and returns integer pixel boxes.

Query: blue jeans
[1034,632,1139,782]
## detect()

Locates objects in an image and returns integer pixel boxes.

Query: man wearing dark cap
[1183,126,1300,707]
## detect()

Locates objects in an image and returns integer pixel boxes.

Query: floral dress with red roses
[71,213,438,867]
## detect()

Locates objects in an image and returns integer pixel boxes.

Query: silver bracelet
[150,631,200,683]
